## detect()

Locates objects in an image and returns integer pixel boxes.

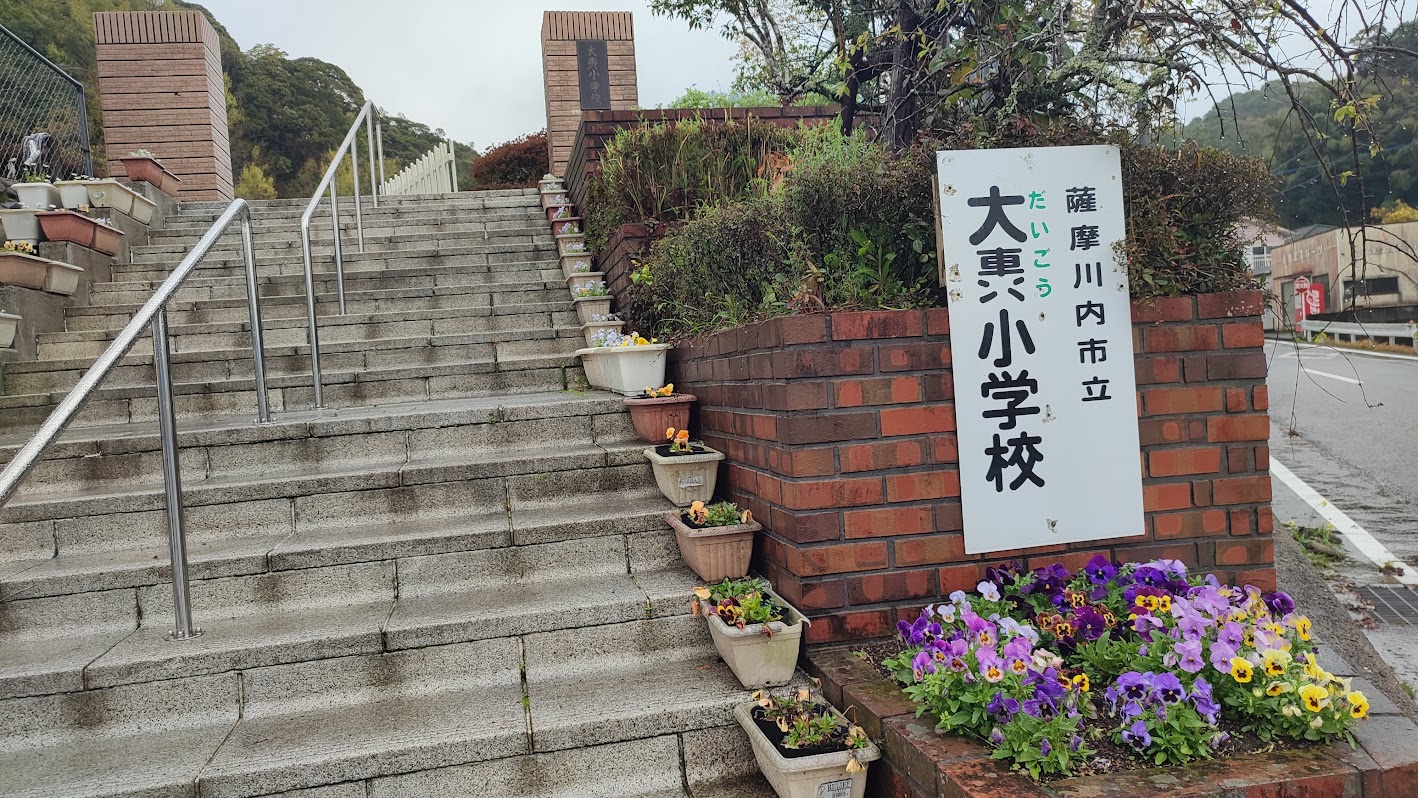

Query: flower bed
[877,557,1367,781]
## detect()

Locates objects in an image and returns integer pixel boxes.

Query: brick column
[540,11,638,177]
[94,11,233,201]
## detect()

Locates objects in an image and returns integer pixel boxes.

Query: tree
[233,162,276,200]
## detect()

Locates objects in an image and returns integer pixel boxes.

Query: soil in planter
[654,444,710,458]
[853,642,1316,781]
[750,706,858,760]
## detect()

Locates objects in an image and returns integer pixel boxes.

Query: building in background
[1238,221,1291,331]
[1268,223,1418,325]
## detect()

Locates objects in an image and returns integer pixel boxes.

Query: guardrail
[0,199,270,641]
[1300,319,1418,344]
[382,140,457,195]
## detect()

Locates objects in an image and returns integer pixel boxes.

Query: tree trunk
[885,2,921,150]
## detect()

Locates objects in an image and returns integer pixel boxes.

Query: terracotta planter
[576,343,672,396]
[580,320,624,346]
[733,702,880,798]
[541,192,570,209]
[573,296,613,325]
[624,394,696,443]
[13,183,59,210]
[114,156,182,195]
[643,444,723,506]
[91,224,126,256]
[700,586,808,689]
[44,261,84,296]
[546,204,576,222]
[0,251,52,289]
[0,311,19,349]
[551,218,583,237]
[34,210,94,247]
[0,209,42,244]
[667,512,757,582]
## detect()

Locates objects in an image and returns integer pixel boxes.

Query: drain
[1355,585,1418,626]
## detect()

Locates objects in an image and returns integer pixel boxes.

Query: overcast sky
[196,0,741,151]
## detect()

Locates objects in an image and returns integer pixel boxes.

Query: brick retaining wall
[669,292,1273,643]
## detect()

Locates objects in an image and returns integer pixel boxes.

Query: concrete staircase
[0,190,774,798]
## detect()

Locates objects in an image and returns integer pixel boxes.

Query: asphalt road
[1265,339,1418,567]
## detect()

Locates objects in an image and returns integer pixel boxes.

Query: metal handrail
[0,199,271,640]
[298,100,382,408]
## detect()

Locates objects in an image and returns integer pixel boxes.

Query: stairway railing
[298,101,381,409]
[0,199,271,641]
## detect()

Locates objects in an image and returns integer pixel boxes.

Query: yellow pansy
[1347,691,1369,719]
[1299,684,1328,713]
[1230,658,1254,684]
[1072,673,1090,693]
[1266,681,1294,697]
[1293,615,1312,641]
[1157,595,1172,613]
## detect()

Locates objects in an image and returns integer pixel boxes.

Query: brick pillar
[94,11,233,201]
[541,11,638,177]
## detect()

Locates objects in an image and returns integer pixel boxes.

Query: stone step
[133,224,553,258]
[111,247,560,283]
[177,189,541,215]
[0,615,767,798]
[150,208,545,238]
[129,234,558,265]
[2,531,695,699]
[36,306,580,360]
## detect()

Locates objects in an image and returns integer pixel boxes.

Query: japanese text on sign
[937,145,1144,554]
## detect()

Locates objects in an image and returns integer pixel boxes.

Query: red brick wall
[670,292,1273,644]
[541,12,638,177]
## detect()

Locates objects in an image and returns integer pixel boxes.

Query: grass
[1288,521,1347,573]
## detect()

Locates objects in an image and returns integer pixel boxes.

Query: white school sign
[936,145,1145,554]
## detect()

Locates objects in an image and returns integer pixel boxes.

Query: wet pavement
[1264,337,1418,705]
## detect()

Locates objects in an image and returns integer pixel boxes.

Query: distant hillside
[0,0,476,198]
[1182,22,1418,228]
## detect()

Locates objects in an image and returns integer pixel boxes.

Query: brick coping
[805,645,1418,797]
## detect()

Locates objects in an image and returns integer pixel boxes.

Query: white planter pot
[573,296,613,325]
[13,183,60,210]
[128,193,158,224]
[580,320,624,346]
[562,255,594,279]
[643,445,723,506]
[575,343,671,396]
[44,262,84,296]
[700,586,808,689]
[0,311,19,349]
[567,272,607,296]
[84,180,137,216]
[558,238,590,257]
[734,702,880,798]
[53,180,96,210]
[0,209,42,244]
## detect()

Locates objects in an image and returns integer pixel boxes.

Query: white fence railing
[382,140,458,196]
[1301,319,1417,344]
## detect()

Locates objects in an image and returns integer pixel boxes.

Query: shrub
[584,115,802,250]
[470,131,547,190]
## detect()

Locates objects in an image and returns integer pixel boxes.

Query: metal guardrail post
[298,223,325,408]
[376,121,387,192]
[152,308,202,641]
[352,147,365,255]
[240,214,271,424]
[366,112,379,207]
[330,181,347,315]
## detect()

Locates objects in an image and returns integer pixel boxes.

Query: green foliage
[233,162,276,201]
[468,131,547,190]
[754,690,872,752]
[660,86,832,109]
[584,115,800,250]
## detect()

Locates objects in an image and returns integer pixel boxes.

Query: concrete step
[111,246,559,283]
[129,234,557,265]
[132,224,553,259]
[150,208,545,239]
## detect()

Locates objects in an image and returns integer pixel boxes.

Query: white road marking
[1265,339,1418,363]
[1270,458,1418,586]
[1302,369,1361,385]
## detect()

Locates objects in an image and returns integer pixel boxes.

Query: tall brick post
[94,11,233,201]
[541,11,638,177]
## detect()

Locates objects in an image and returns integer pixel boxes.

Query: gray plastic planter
[644,445,723,505]
[700,585,808,689]
[733,701,881,798]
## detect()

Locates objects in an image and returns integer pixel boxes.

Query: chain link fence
[0,23,92,183]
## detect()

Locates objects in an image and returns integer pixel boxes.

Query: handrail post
[298,220,325,409]
[376,121,386,192]
[239,212,271,423]
[330,181,347,315]
[152,309,202,641]
[366,111,379,208]
[351,146,365,255]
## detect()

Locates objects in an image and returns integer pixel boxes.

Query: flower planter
[573,295,613,325]
[43,261,84,296]
[13,183,60,210]
[84,180,157,224]
[53,180,96,210]
[114,156,182,195]
[557,236,589,257]
[734,702,880,798]
[567,272,607,294]
[561,254,594,279]
[643,444,723,506]
[0,209,42,244]
[0,251,52,289]
[91,224,126,256]
[35,210,95,248]
[0,311,20,349]
[580,320,624,346]
[624,393,696,443]
[541,192,570,209]
[551,218,583,237]
[576,342,672,396]
[546,204,576,222]
[667,510,756,582]
[700,585,808,688]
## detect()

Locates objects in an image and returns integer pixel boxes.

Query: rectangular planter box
[0,251,53,289]
[562,254,594,279]
[0,209,42,244]
[53,180,95,210]
[558,237,590,258]
[114,156,182,196]
[35,210,95,248]
[551,218,583,237]
[734,701,880,798]
[541,192,570,209]
[547,204,576,222]
[644,444,723,506]
[83,180,158,224]
[576,343,672,395]
[669,511,757,583]
[0,311,19,349]
[567,272,607,295]
[580,320,624,346]
[13,183,60,210]
[574,296,613,325]
[700,585,807,688]
[44,262,84,296]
